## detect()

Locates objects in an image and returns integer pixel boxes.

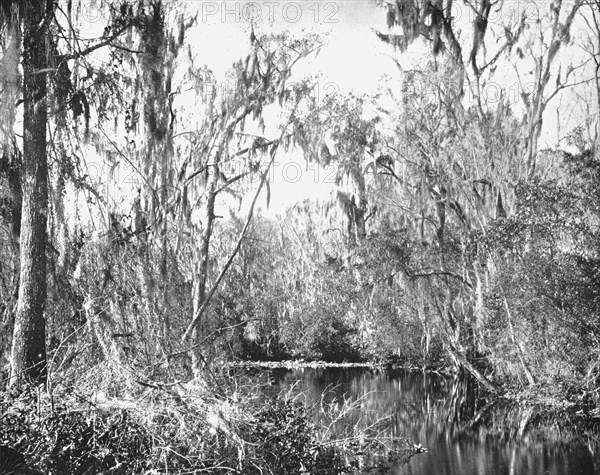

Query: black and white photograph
[1,1,599,473]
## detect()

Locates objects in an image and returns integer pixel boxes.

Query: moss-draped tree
[8,0,51,386]
[1,0,142,387]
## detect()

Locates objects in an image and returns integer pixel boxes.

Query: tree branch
[408,269,474,289]
[181,141,280,342]
[63,24,131,60]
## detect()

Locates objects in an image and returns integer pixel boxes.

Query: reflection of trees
[274,368,598,474]
[276,368,476,440]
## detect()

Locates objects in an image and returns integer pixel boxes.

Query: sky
[190,0,392,87]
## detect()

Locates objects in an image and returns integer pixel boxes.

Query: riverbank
[0,370,424,474]
[230,359,448,373]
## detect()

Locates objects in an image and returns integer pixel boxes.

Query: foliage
[1,8,599,473]
[1,378,419,475]
[0,389,151,474]
[482,150,600,394]
[249,397,345,474]
[280,268,360,362]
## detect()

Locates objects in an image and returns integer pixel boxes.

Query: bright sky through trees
[182,0,395,214]
[178,0,596,214]
[59,0,597,219]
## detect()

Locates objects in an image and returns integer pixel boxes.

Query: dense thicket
[0,1,599,471]
[207,0,600,403]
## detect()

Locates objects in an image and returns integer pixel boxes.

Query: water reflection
[272,368,596,475]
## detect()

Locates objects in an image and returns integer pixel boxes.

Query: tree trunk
[446,343,498,393]
[502,295,536,386]
[524,0,582,177]
[190,157,218,378]
[9,0,50,387]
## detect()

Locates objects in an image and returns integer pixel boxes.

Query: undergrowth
[0,372,420,474]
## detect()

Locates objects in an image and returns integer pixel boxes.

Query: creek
[269,367,596,475]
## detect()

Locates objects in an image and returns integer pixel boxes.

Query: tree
[179,32,321,376]
[484,149,600,391]
[6,0,52,386]
[345,0,591,387]
[0,1,22,371]
[40,3,323,380]
[518,0,584,176]
[374,0,525,104]
[581,0,600,155]
[377,0,585,175]
[1,1,141,387]
[292,92,380,254]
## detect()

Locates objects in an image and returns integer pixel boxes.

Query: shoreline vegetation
[5,362,597,475]
[233,359,600,406]
[2,1,600,473]
[0,370,425,475]
[234,360,600,425]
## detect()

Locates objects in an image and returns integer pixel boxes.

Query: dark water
[272,368,597,475]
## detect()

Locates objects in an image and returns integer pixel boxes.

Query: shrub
[0,383,353,474]
[0,389,151,474]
